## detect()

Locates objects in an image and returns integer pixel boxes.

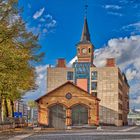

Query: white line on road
[33,132,140,137]
[119,126,138,132]
[8,134,32,140]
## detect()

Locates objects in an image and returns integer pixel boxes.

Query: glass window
[118,83,122,90]
[72,105,88,125]
[78,48,80,54]
[92,92,97,97]
[91,71,97,80]
[67,71,73,80]
[119,114,122,120]
[119,103,122,110]
[91,82,97,90]
[89,48,91,53]
[119,93,122,100]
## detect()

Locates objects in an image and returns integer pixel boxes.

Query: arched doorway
[49,104,66,129]
[72,104,88,126]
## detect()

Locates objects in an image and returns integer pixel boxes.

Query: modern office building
[128,109,140,125]
[36,17,129,127]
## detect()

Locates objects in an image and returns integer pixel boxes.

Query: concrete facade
[47,67,74,92]
[46,65,129,126]
[90,67,129,126]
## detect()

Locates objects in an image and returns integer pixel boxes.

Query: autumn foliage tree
[0,0,44,120]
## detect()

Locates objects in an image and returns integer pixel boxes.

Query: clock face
[82,48,87,54]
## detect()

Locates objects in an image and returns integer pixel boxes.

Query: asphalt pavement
[0,126,140,140]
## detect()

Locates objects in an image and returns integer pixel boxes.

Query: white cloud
[94,35,140,70]
[94,35,140,109]
[36,64,49,73]
[130,96,140,109]
[122,22,140,34]
[67,56,77,67]
[103,4,123,17]
[126,68,137,81]
[46,19,57,28]
[40,18,45,22]
[45,14,53,20]
[24,64,49,101]
[33,8,45,19]
[28,26,41,35]
[43,28,48,33]
[108,12,123,16]
[31,11,57,36]
[104,5,122,10]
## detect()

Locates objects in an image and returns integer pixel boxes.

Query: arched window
[78,48,80,54]
[72,104,88,125]
[49,104,66,129]
[89,48,91,53]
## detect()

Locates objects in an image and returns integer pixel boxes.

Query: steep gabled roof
[80,18,91,42]
[35,81,100,102]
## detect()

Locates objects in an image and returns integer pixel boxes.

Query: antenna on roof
[84,0,88,18]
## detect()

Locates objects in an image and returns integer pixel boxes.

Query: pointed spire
[80,17,91,42]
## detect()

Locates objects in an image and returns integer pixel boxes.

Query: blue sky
[19,0,140,109]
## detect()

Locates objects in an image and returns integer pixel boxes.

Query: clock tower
[77,17,94,64]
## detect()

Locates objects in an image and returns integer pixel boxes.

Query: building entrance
[49,104,66,129]
[72,104,88,126]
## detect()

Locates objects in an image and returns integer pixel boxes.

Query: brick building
[36,17,129,127]
[36,81,100,129]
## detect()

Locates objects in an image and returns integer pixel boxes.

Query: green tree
[28,100,37,109]
[0,0,44,120]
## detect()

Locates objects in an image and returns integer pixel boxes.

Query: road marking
[34,132,140,137]
[8,134,32,140]
[119,126,138,132]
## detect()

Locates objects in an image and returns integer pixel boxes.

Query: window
[91,71,97,80]
[92,92,97,97]
[119,93,122,100]
[119,103,122,110]
[119,114,122,120]
[118,83,122,90]
[72,105,88,125]
[67,71,73,80]
[127,102,129,109]
[91,82,97,90]
[89,48,91,53]
[78,48,80,54]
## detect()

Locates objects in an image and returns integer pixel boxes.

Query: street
[0,126,140,140]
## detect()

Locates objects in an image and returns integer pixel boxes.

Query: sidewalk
[0,126,138,134]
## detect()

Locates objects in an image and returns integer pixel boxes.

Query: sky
[18,0,140,109]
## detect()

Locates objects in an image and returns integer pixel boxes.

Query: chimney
[57,58,66,67]
[106,58,116,67]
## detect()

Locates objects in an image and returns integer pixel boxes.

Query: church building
[36,17,129,128]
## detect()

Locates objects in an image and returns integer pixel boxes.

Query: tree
[0,0,44,120]
[28,100,37,109]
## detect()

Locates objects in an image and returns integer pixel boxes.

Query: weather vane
[84,0,88,18]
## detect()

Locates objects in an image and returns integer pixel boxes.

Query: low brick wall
[0,123,26,131]
[0,124,15,131]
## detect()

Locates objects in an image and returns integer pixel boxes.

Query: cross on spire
[84,0,88,18]
[80,0,91,42]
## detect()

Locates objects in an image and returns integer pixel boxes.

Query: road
[0,126,140,140]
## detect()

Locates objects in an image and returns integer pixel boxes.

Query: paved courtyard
[0,126,140,140]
